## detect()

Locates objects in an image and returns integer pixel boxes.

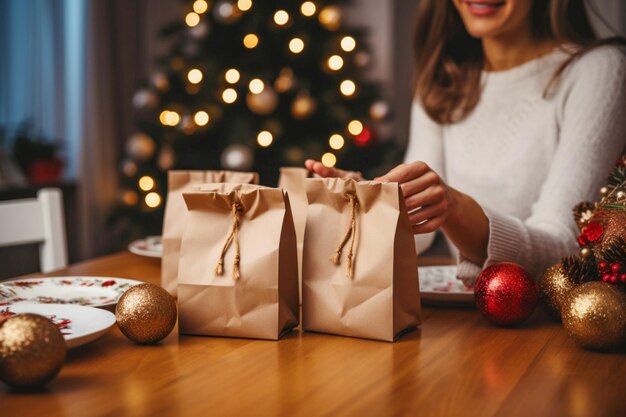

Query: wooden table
[2,252,625,417]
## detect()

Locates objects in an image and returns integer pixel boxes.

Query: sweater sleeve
[457,46,626,282]
[405,100,446,254]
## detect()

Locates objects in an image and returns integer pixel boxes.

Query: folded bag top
[302,177,422,342]
[178,183,299,340]
[161,170,259,296]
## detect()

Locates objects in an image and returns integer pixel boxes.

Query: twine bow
[331,193,359,278]
[215,202,243,280]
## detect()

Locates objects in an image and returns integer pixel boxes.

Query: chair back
[0,188,68,272]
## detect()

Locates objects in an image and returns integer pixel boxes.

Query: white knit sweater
[407,46,626,282]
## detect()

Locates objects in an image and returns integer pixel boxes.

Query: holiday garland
[540,154,626,351]
[569,155,626,287]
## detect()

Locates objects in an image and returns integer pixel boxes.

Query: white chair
[0,188,68,273]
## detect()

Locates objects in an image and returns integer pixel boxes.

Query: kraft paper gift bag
[161,170,259,296]
[178,183,299,340]
[302,178,422,342]
[278,167,311,302]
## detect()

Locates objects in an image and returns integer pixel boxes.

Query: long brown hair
[414,0,626,124]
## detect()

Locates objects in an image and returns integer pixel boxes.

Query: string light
[318,6,341,31]
[145,192,162,208]
[187,68,203,84]
[274,10,289,26]
[222,88,238,103]
[225,68,240,83]
[122,160,138,177]
[328,55,344,71]
[138,176,155,191]
[329,134,345,150]
[193,0,208,14]
[340,79,356,96]
[159,110,170,125]
[301,1,316,16]
[321,152,337,167]
[348,120,363,135]
[185,12,200,27]
[243,33,259,48]
[122,190,139,206]
[160,110,181,126]
[249,78,265,94]
[194,111,210,126]
[237,0,252,11]
[257,130,273,147]
[340,36,356,52]
[289,38,304,54]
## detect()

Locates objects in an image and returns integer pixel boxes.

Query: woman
[306,0,626,282]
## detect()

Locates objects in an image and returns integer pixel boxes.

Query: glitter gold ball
[0,314,66,389]
[540,263,575,319]
[116,283,177,344]
[562,281,626,351]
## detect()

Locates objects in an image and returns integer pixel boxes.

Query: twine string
[331,194,359,278]
[215,202,242,280]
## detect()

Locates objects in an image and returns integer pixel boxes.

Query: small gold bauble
[0,314,66,389]
[600,186,609,196]
[246,88,279,115]
[291,93,317,119]
[116,283,177,344]
[580,247,590,258]
[274,67,295,93]
[540,264,575,319]
[562,281,626,351]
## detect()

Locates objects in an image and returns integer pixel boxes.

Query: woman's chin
[464,24,504,39]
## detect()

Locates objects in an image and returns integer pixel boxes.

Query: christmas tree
[111,0,400,243]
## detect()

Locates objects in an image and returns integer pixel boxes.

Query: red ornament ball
[354,127,372,147]
[475,262,539,326]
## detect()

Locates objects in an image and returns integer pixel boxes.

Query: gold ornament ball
[274,67,295,93]
[540,263,575,319]
[369,101,390,121]
[0,314,66,389]
[562,281,626,351]
[116,283,177,344]
[126,133,156,161]
[246,88,279,115]
[291,93,317,119]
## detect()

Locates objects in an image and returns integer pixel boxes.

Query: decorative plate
[418,265,475,305]
[128,235,163,258]
[0,276,142,310]
[1,303,116,349]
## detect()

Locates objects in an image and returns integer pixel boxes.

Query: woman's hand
[376,161,489,265]
[304,159,364,180]
[375,161,453,234]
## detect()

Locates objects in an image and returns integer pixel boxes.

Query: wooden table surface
[2,252,625,417]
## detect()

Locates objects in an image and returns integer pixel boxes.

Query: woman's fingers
[404,182,446,211]
[399,170,440,196]
[376,161,431,183]
[305,159,339,177]
[408,199,448,225]
[411,215,445,234]
[304,159,364,180]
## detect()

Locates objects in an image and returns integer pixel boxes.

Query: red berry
[611,274,619,283]
[603,273,613,282]
[621,274,626,283]
[611,262,623,273]
[599,261,609,271]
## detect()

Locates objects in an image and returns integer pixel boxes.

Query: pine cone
[561,254,597,284]
[594,236,626,263]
